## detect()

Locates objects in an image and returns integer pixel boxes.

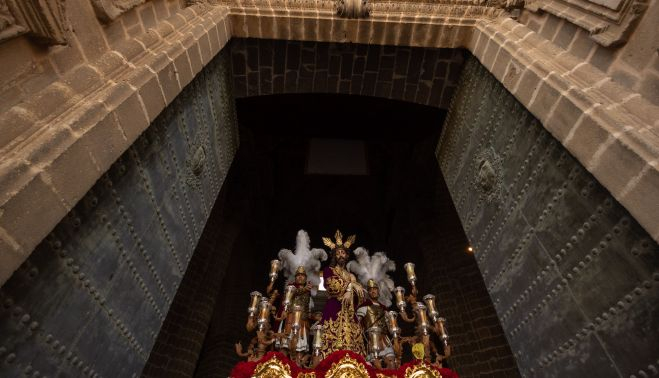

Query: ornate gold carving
[321,309,366,356]
[404,363,441,378]
[376,374,397,378]
[323,230,356,250]
[298,373,316,378]
[0,0,68,44]
[253,356,293,378]
[325,354,370,378]
[90,0,147,23]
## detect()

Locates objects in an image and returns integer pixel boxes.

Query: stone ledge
[468,16,659,241]
[0,4,232,285]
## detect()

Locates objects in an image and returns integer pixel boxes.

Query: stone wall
[0,2,232,285]
[2,0,657,292]
[0,47,238,378]
[437,55,659,377]
[518,1,659,106]
[0,0,184,116]
[387,135,521,378]
[230,38,466,109]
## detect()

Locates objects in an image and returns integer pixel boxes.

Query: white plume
[278,230,328,296]
[347,247,396,307]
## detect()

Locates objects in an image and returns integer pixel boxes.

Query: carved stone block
[91,0,146,23]
[525,0,648,47]
[336,0,370,18]
[0,0,68,45]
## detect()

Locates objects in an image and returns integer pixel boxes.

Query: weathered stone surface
[0,0,69,44]
[525,0,648,47]
[230,38,466,109]
[0,48,238,377]
[0,3,232,285]
[437,55,659,377]
[91,0,147,23]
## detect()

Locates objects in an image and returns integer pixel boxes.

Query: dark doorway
[154,93,519,377]
[234,93,447,253]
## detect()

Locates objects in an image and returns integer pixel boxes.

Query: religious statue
[319,230,366,356]
[234,229,456,378]
[348,247,397,368]
[275,230,327,364]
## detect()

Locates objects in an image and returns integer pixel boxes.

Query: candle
[423,294,440,322]
[256,298,270,331]
[290,304,303,334]
[437,317,449,345]
[269,259,281,282]
[311,324,323,355]
[385,311,401,338]
[367,326,383,357]
[404,263,417,285]
[415,303,430,336]
[282,284,296,311]
[247,291,262,316]
[394,286,406,309]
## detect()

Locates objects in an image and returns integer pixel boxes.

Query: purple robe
[321,266,359,322]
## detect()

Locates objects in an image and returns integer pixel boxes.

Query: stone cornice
[0,0,68,44]
[525,0,648,47]
[91,0,149,23]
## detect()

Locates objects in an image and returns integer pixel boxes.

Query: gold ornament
[325,353,370,378]
[321,308,366,357]
[322,230,356,251]
[404,363,441,378]
[253,356,292,378]
[412,343,425,360]
[297,373,316,378]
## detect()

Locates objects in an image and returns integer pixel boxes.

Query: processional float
[231,230,457,378]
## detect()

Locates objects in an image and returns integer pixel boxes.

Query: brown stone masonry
[0,0,657,302]
[230,38,466,109]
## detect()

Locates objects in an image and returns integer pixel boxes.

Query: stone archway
[0,0,657,377]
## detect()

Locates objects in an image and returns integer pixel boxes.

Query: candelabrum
[389,263,451,366]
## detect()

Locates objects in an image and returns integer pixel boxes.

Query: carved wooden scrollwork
[0,0,68,45]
